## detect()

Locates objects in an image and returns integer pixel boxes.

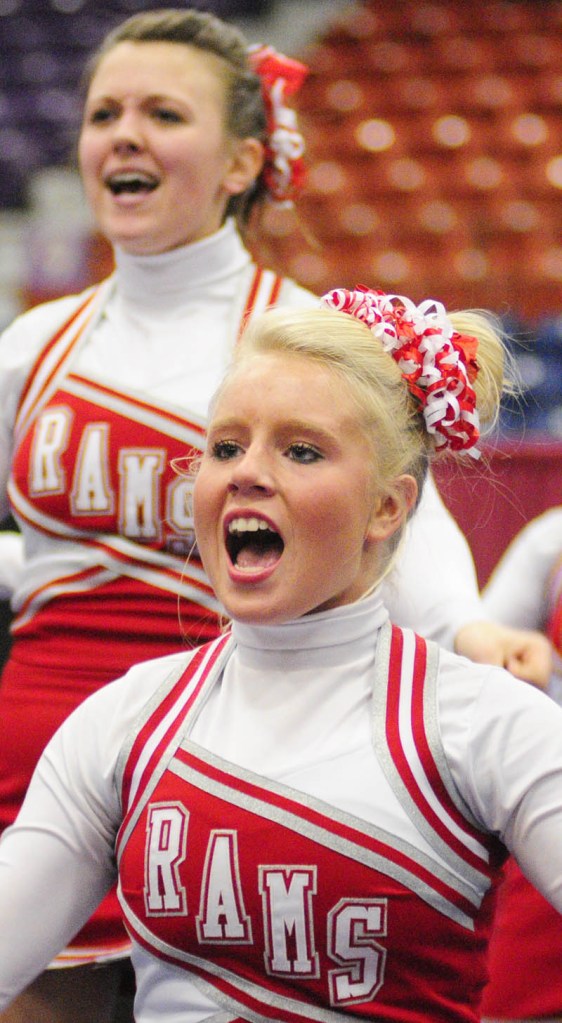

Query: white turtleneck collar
[230,589,389,665]
[112,219,251,310]
[78,219,257,402]
[193,591,390,780]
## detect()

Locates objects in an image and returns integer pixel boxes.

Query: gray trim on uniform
[371,623,492,898]
[115,638,233,849]
[122,900,385,1023]
[170,738,479,930]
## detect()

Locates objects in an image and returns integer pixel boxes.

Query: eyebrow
[86,91,181,104]
[208,417,342,445]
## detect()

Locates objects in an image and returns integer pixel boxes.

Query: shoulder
[95,648,202,716]
[1,286,97,338]
[95,639,230,731]
[55,649,199,770]
[61,649,198,736]
[276,276,319,309]
[435,641,546,714]
[0,287,99,367]
[483,507,562,615]
[514,507,562,555]
[0,288,105,432]
[437,644,562,819]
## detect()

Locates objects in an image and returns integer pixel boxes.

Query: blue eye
[211,440,241,461]
[287,443,322,464]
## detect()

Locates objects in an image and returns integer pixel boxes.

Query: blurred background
[2,1,562,435]
[0,0,561,642]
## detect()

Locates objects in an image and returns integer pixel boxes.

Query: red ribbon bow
[320,286,481,456]
[248,45,308,203]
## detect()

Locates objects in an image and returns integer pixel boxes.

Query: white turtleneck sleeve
[483,506,562,702]
[483,507,562,631]
[0,530,23,598]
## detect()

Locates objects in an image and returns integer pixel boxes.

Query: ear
[364,475,418,547]
[223,137,265,197]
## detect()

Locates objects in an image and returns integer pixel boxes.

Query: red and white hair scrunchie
[248,44,308,205]
[320,286,481,457]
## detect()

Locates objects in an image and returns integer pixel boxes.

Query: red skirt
[482,857,562,1017]
[0,578,220,966]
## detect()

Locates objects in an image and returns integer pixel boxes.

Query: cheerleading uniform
[481,507,562,1021]
[0,592,562,1021]
[0,220,314,964]
[0,218,488,965]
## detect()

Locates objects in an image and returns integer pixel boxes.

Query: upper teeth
[107,171,158,189]
[229,517,273,534]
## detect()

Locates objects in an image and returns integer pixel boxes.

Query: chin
[226,605,284,626]
[112,233,163,256]
[221,595,294,627]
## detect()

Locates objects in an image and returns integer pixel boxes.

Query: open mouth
[226,516,284,570]
[105,171,159,195]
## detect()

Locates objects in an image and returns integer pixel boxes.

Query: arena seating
[0,0,271,207]
[253,1,562,439]
[1,0,561,439]
[257,3,562,308]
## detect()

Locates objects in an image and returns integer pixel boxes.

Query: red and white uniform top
[0,219,487,652]
[1,592,561,1021]
[0,217,490,971]
[0,221,312,651]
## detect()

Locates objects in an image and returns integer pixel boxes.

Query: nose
[111,110,145,154]
[227,445,274,497]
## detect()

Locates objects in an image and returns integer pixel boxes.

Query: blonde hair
[216,304,513,566]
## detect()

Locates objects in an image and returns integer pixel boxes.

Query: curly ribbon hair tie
[320,286,481,457]
[248,44,308,205]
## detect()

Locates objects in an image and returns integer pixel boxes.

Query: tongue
[237,541,280,570]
